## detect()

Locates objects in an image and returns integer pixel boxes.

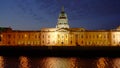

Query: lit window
[24,34,27,38]
[98,34,102,38]
[18,42,20,45]
[35,35,37,38]
[28,41,30,44]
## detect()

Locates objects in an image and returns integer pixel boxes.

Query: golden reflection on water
[39,57,77,68]
[113,58,120,68]
[2,56,120,68]
[97,57,108,68]
[0,56,4,68]
[19,56,30,68]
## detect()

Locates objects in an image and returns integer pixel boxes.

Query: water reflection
[0,56,120,68]
[112,58,120,68]
[97,57,108,68]
[39,57,77,68]
[19,56,30,68]
[0,56,4,68]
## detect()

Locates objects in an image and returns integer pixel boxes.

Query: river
[0,56,120,68]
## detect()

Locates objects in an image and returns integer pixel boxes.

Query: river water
[0,56,120,68]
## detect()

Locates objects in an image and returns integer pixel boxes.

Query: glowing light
[0,35,3,37]
[113,58,120,68]
[112,32,120,45]
[19,56,30,68]
[0,56,4,68]
[97,57,108,68]
[39,57,77,68]
[50,32,58,45]
[24,34,27,38]
[99,34,102,38]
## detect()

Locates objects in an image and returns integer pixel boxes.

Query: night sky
[0,0,120,30]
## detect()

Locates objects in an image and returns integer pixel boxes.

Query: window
[61,42,64,44]
[8,34,11,38]
[107,35,109,38]
[48,35,50,38]
[113,35,115,38]
[42,41,44,44]
[62,36,64,38]
[39,36,40,38]
[58,35,60,38]
[70,41,72,44]
[81,35,83,38]
[97,35,99,38]
[89,42,91,45]
[66,35,67,38]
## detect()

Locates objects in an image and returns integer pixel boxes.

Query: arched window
[58,34,60,38]
[42,41,44,44]
[81,35,83,38]
[48,40,50,44]
[70,41,72,44]
[48,35,50,38]
[43,35,44,38]
[61,42,64,45]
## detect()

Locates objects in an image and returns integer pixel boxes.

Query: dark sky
[0,0,120,30]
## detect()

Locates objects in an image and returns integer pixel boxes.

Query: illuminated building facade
[0,7,120,46]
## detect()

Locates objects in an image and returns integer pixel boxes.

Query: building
[0,7,120,46]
